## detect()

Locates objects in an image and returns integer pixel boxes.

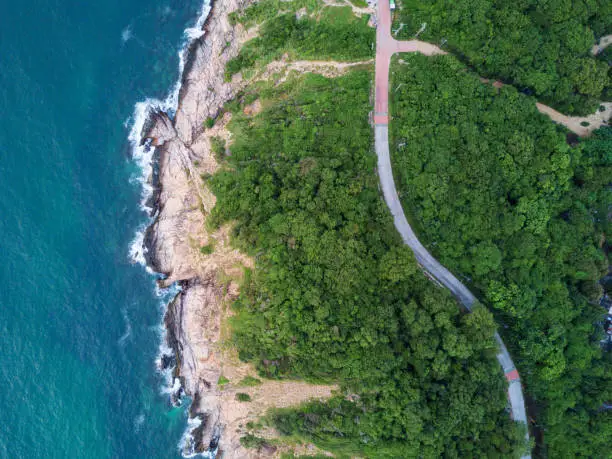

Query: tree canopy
[393,0,611,114]
[209,69,526,456]
[390,53,612,457]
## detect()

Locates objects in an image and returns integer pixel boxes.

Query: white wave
[122,26,133,43]
[118,307,133,345]
[128,224,155,272]
[127,0,212,268]
[134,413,146,432]
[153,282,182,396]
[179,416,217,459]
[126,2,214,457]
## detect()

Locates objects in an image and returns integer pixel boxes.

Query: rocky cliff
[140,0,254,454]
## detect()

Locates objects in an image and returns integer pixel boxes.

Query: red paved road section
[374,114,389,124]
[374,2,445,123]
[505,369,520,382]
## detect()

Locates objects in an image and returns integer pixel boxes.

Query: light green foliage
[393,0,611,114]
[229,0,321,29]
[238,376,262,386]
[218,375,230,386]
[390,54,612,457]
[210,70,525,456]
[226,4,374,78]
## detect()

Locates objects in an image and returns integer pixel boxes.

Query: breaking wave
[126,1,213,457]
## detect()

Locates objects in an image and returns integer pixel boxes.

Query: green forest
[393,0,611,114]
[209,70,526,456]
[389,54,612,457]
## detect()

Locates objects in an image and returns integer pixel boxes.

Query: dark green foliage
[200,243,214,255]
[390,54,612,457]
[204,117,216,129]
[211,70,525,456]
[240,434,268,448]
[393,0,611,114]
[236,392,252,402]
[225,7,374,78]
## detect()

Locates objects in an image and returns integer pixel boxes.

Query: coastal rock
[140,0,255,455]
[145,111,177,146]
[175,1,244,145]
[164,277,223,453]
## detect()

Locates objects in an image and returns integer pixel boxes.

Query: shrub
[240,434,266,448]
[200,243,215,255]
[204,117,215,129]
[236,392,252,402]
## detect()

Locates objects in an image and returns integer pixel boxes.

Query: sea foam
[127,1,212,456]
[128,0,212,267]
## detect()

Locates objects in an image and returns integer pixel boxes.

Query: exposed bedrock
[140,0,254,454]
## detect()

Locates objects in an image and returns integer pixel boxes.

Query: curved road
[373,1,531,456]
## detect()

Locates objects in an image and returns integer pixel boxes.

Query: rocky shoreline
[139,0,255,455]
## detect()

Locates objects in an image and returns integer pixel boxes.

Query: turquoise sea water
[0,0,206,457]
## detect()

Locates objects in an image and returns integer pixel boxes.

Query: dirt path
[260,57,374,82]
[373,1,531,456]
[320,0,374,16]
[535,102,611,136]
[481,78,611,136]
[592,34,612,55]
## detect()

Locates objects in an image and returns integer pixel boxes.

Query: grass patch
[238,375,262,387]
[225,6,374,79]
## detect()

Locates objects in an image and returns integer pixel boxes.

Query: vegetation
[210,136,226,162]
[204,116,216,129]
[238,375,262,386]
[389,54,612,457]
[200,243,215,255]
[226,2,374,79]
[393,0,611,114]
[217,374,230,386]
[210,70,525,456]
[240,433,268,448]
[236,392,252,402]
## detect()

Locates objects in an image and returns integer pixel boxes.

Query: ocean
[0,0,209,457]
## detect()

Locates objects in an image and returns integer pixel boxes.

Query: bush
[236,392,252,402]
[204,117,216,129]
[200,243,215,255]
[240,434,266,449]
[217,375,229,386]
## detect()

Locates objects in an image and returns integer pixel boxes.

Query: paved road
[373,1,530,455]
